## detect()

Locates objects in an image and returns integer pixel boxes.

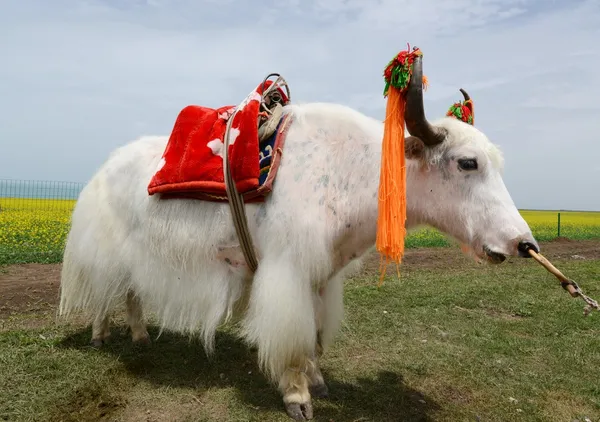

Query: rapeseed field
[0,198,76,264]
[519,209,600,241]
[1,198,599,264]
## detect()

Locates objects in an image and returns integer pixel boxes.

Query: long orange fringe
[376,85,407,286]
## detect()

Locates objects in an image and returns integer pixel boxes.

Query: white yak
[58,55,539,420]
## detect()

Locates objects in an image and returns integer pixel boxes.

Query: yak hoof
[90,338,105,348]
[285,401,314,421]
[133,334,151,346]
[309,382,329,399]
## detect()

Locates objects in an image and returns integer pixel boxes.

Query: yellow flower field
[519,210,600,240]
[0,198,76,264]
[1,197,599,264]
[407,209,600,247]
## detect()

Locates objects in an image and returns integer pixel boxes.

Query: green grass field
[1,197,600,421]
[1,197,599,265]
[1,246,599,421]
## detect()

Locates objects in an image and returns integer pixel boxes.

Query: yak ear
[405,135,426,160]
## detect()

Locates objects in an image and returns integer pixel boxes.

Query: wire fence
[0,179,84,264]
[1,179,599,265]
[0,179,83,211]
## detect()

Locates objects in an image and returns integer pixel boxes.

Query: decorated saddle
[147,76,293,203]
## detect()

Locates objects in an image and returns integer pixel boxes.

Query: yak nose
[517,239,540,258]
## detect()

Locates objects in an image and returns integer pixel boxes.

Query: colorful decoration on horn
[446,89,474,125]
[377,45,427,283]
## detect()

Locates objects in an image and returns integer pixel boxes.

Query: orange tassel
[376,84,408,285]
[377,46,426,286]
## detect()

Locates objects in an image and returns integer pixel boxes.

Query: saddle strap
[222,73,291,273]
[223,107,259,273]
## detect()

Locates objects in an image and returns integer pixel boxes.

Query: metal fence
[0,179,85,264]
[0,179,84,211]
[0,178,599,265]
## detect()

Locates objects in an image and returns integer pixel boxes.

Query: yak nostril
[518,240,539,257]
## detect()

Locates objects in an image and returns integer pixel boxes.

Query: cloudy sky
[1,0,598,210]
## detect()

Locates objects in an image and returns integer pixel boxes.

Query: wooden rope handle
[522,246,599,316]
[527,249,579,297]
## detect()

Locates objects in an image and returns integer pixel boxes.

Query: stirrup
[257,73,291,142]
[258,103,283,142]
[259,73,291,109]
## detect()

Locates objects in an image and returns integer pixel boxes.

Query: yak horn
[404,54,446,147]
[459,88,471,101]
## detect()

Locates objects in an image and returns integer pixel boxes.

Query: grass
[1,196,599,420]
[1,251,599,421]
[2,198,599,265]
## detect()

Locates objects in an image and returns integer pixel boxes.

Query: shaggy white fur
[58,101,537,420]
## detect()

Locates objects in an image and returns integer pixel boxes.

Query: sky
[0,0,599,211]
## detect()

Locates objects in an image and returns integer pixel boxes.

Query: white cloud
[0,0,598,210]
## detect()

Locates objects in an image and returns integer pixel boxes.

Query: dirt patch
[540,390,598,421]
[47,382,128,422]
[0,263,61,317]
[543,237,600,259]
[116,394,231,422]
[363,238,600,273]
[1,239,599,319]
[453,305,525,321]
[439,384,474,405]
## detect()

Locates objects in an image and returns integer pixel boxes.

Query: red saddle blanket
[147,81,292,203]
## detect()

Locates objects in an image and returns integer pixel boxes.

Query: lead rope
[526,248,600,316]
[223,110,259,273]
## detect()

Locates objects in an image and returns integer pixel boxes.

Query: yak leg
[307,333,328,399]
[307,272,344,400]
[241,254,317,421]
[307,289,327,399]
[91,313,110,347]
[126,290,150,344]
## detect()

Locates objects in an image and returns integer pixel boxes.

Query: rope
[223,111,259,273]
[527,248,600,316]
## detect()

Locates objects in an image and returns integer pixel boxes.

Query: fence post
[557,212,561,238]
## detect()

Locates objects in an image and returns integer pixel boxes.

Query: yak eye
[458,158,478,171]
